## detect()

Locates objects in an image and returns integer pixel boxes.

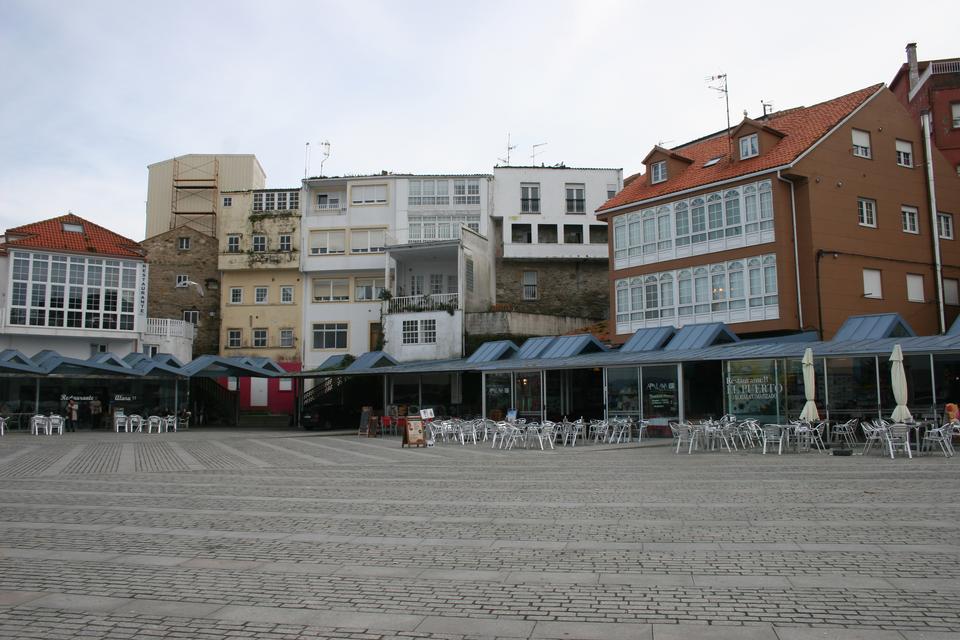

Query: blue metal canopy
[832,313,915,342]
[664,323,740,351]
[620,326,676,353]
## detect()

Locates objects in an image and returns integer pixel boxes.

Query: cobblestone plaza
[0,430,958,639]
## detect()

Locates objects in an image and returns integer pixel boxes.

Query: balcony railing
[385,293,459,314]
[145,318,195,340]
[931,60,960,75]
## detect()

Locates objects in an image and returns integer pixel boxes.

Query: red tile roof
[597,84,884,215]
[1,214,144,259]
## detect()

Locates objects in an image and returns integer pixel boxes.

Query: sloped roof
[180,355,279,378]
[239,357,288,375]
[346,351,398,371]
[832,313,916,342]
[467,340,519,364]
[664,323,740,351]
[598,84,884,213]
[949,314,960,336]
[517,336,555,360]
[0,349,44,374]
[31,350,144,377]
[540,334,606,358]
[1,214,144,259]
[620,327,676,353]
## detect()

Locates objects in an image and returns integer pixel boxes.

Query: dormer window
[739,133,758,159]
[62,223,83,233]
[651,161,667,184]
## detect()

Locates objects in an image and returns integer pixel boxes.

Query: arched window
[690,197,707,243]
[706,193,724,240]
[659,273,675,319]
[748,258,763,307]
[711,264,727,311]
[613,216,627,260]
[744,184,759,233]
[678,270,693,317]
[656,206,672,250]
[694,267,710,313]
[644,275,659,319]
[615,279,629,324]
[630,277,644,323]
[763,255,778,304]
[627,213,642,258]
[759,180,774,231]
[724,189,742,237]
[727,261,745,310]
[674,201,690,246]
[642,209,657,255]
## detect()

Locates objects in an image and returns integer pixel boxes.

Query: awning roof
[0,351,283,378]
[832,313,915,341]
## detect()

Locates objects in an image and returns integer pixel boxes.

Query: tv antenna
[761,100,773,117]
[304,140,332,179]
[531,142,547,165]
[706,73,732,159]
[498,133,517,166]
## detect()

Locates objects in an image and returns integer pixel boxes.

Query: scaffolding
[170,156,219,236]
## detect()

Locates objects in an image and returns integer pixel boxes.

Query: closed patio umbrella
[799,347,820,421]
[890,344,913,423]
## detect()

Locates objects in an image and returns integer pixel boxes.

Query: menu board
[403,417,426,448]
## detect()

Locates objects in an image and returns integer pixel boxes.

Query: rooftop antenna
[497,133,517,166]
[761,100,773,117]
[531,142,547,165]
[304,140,332,179]
[318,140,331,177]
[706,73,732,159]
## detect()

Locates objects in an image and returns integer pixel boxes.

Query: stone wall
[142,227,221,356]
[495,259,609,319]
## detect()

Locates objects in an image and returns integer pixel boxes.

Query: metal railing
[385,293,459,314]
[145,318,195,340]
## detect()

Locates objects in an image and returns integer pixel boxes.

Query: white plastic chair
[164,416,177,432]
[114,414,130,433]
[127,415,144,433]
[146,416,164,434]
[886,424,913,459]
[0,416,7,436]
[47,415,64,435]
[31,415,49,436]
[761,424,784,455]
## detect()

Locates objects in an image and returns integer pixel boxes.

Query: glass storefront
[683,361,723,421]
[514,372,542,420]
[642,365,679,425]
[825,357,879,420]
[391,374,420,408]
[879,354,934,419]
[726,359,783,424]
[485,373,512,420]
[607,368,640,417]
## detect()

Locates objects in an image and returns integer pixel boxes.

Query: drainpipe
[815,250,826,340]
[777,171,803,330]
[921,110,946,333]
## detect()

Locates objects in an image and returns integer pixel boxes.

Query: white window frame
[350,184,388,205]
[316,193,342,210]
[279,234,292,252]
[863,269,882,299]
[280,329,294,348]
[227,235,241,253]
[895,139,913,168]
[651,160,667,184]
[453,178,480,205]
[565,183,585,214]
[739,133,758,159]
[312,278,350,302]
[280,286,294,304]
[252,328,268,348]
[906,274,925,303]
[177,237,190,250]
[402,320,418,345]
[254,286,268,304]
[223,196,232,207]
[858,198,877,228]
[522,271,538,300]
[355,277,385,301]
[311,323,348,349]
[182,310,199,324]
[421,319,436,344]
[938,212,954,240]
[521,183,540,213]
[901,206,919,234]
[229,287,243,304]
[952,102,960,129]
[176,274,189,287]
[852,129,872,158]
[227,329,241,348]
[309,229,346,255]
[350,228,386,254]
[252,235,267,252]
[408,179,450,206]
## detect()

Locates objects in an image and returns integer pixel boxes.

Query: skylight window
[703,157,722,167]
[62,223,83,233]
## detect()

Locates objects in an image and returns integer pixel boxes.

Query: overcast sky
[0,0,955,241]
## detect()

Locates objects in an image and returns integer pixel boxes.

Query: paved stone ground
[0,428,958,639]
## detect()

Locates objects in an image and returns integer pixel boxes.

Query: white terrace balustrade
[145,318,195,340]
[385,293,460,314]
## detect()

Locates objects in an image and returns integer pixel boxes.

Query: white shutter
[906,274,924,302]
[852,129,871,147]
[943,278,959,306]
[863,269,882,299]
[895,139,912,154]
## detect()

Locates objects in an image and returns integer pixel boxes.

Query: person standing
[66,399,79,432]
[90,398,102,429]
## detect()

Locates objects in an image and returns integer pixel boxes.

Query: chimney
[906,42,920,92]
